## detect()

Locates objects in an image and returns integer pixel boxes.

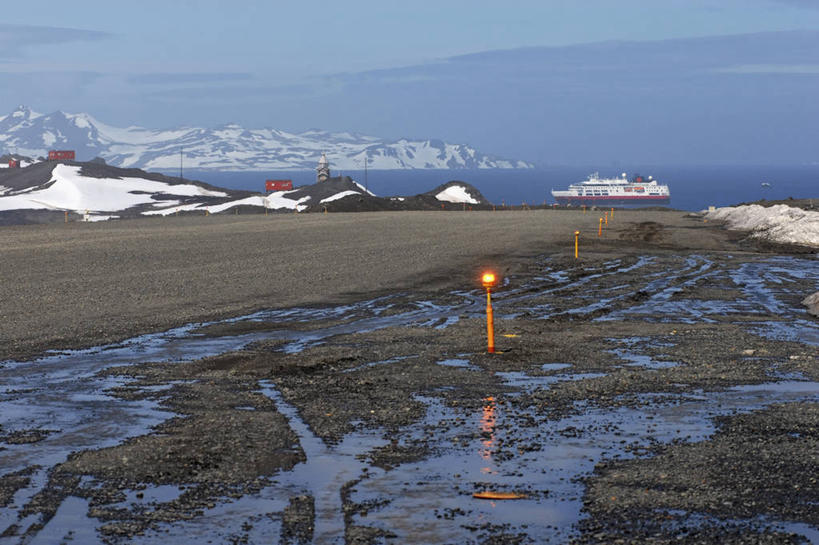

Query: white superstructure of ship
[551,172,670,205]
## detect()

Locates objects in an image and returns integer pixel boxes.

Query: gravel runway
[0,210,730,361]
[1,209,817,544]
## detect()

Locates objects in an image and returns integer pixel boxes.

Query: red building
[266,179,293,192]
[48,150,76,161]
[8,159,20,168]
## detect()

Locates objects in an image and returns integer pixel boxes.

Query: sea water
[174,164,818,212]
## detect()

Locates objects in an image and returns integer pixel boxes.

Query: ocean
[178,165,819,212]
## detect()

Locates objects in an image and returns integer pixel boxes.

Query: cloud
[138,81,330,103]
[768,0,819,8]
[318,29,819,89]
[260,29,819,164]
[0,24,110,58]
[714,64,819,74]
[129,72,254,85]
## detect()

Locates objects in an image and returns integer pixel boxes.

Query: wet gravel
[1,214,817,543]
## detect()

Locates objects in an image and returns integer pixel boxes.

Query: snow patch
[353,181,376,196]
[142,202,204,216]
[435,185,479,204]
[704,204,819,248]
[0,164,227,213]
[320,190,360,203]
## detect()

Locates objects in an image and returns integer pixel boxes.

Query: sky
[2,0,819,165]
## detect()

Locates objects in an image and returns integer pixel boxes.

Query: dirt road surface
[0,210,729,361]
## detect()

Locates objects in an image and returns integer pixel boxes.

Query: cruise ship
[551,173,670,205]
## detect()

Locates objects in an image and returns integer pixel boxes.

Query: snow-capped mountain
[0,106,532,171]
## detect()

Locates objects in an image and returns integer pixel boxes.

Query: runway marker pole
[598,217,603,237]
[482,272,498,353]
[574,230,580,259]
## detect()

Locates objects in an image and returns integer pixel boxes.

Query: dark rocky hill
[0,161,496,224]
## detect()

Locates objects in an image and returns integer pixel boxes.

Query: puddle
[611,348,679,370]
[117,484,186,507]
[342,379,819,544]
[541,363,573,372]
[256,381,387,544]
[495,371,607,392]
[27,497,102,545]
[597,256,819,345]
[0,293,466,541]
[660,510,819,544]
[123,493,288,545]
[1,254,817,543]
[436,358,477,370]
[343,355,413,374]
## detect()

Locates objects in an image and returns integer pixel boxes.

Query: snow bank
[262,193,311,212]
[704,204,819,248]
[0,164,227,213]
[353,182,376,196]
[139,191,311,216]
[435,185,478,204]
[320,190,360,203]
[142,202,204,216]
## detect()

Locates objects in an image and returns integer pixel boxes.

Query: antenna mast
[364,155,368,192]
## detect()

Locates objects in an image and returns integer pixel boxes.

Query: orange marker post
[583,205,586,214]
[610,207,614,219]
[574,230,580,259]
[604,211,608,226]
[598,217,603,237]
[482,272,498,353]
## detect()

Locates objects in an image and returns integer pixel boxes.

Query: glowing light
[482,272,497,288]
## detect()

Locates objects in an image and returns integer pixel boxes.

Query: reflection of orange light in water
[480,396,496,463]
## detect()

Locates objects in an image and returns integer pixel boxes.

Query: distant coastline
[179,165,819,212]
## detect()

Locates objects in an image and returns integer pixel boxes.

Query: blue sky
[2,0,819,164]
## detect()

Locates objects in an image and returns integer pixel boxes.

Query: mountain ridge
[0,106,533,171]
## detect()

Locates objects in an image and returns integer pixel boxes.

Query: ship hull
[553,195,670,205]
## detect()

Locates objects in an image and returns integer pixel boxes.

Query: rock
[802,291,819,317]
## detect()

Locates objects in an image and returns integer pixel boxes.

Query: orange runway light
[481,271,498,353]
[598,217,603,237]
[574,230,580,259]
